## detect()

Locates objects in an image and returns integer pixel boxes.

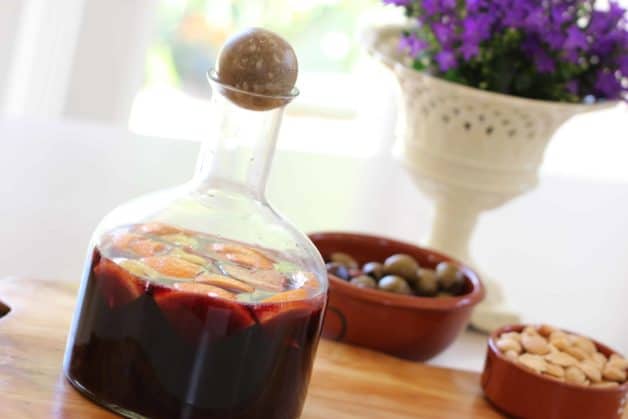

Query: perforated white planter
[368,25,615,331]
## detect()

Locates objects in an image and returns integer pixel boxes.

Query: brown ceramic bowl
[309,231,484,361]
[482,324,628,419]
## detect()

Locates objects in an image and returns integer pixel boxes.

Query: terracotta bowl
[482,324,628,419]
[309,231,484,362]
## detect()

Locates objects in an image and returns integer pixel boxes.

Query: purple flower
[422,0,440,16]
[441,0,457,10]
[460,41,480,60]
[564,26,588,51]
[545,30,566,50]
[620,55,628,77]
[594,71,621,99]
[399,34,429,57]
[533,50,556,73]
[524,9,547,31]
[435,49,458,71]
[432,22,456,47]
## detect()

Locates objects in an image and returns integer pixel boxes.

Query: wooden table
[0,277,502,418]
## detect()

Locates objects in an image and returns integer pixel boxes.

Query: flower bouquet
[386,0,627,102]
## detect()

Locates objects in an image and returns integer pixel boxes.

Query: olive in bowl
[309,232,484,362]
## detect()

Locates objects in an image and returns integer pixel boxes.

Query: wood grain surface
[0,277,503,418]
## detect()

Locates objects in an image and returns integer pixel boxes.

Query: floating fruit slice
[222,264,285,292]
[170,248,208,267]
[256,290,318,325]
[93,257,144,308]
[137,222,181,235]
[155,288,254,343]
[161,233,198,248]
[210,243,274,269]
[142,256,203,279]
[196,273,254,293]
[110,233,166,257]
[261,288,308,303]
[174,281,235,300]
[118,259,159,279]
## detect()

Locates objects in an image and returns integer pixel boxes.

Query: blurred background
[0,0,626,175]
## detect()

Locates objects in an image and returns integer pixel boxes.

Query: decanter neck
[193,85,286,200]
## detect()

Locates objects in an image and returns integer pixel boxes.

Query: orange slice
[222,264,285,292]
[111,233,166,257]
[196,273,254,293]
[210,243,274,269]
[173,282,235,300]
[261,288,308,303]
[137,222,181,235]
[141,256,203,279]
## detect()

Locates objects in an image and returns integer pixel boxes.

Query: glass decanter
[63,66,328,419]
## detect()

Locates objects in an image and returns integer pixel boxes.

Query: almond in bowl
[482,324,628,419]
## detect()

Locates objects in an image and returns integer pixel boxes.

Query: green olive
[436,291,454,298]
[435,262,465,294]
[383,254,419,280]
[415,268,438,297]
[350,275,376,289]
[330,252,358,269]
[378,275,412,295]
[362,262,384,280]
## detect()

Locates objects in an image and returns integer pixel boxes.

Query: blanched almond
[549,331,568,344]
[497,338,522,354]
[602,364,627,382]
[523,326,539,336]
[545,362,565,379]
[196,273,253,293]
[608,354,628,370]
[592,352,607,369]
[545,351,578,367]
[504,350,519,361]
[573,335,597,355]
[518,353,547,374]
[500,332,521,342]
[522,334,550,355]
[579,360,602,382]
[565,366,587,385]
[554,339,589,361]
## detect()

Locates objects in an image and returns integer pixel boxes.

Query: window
[128,0,398,156]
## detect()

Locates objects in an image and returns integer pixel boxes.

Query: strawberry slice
[155,288,255,343]
[93,258,145,308]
